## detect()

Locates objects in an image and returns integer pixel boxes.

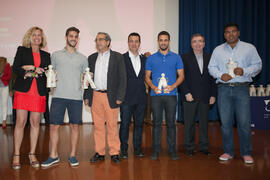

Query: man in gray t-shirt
[51,48,87,100]
[42,27,88,168]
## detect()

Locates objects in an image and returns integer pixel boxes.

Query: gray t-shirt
[51,48,88,100]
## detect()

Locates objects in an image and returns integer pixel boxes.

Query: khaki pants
[91,91,120,155]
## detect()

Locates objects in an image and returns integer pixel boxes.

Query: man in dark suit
[84,32,126,163]
[119,33,147,159]
[180,33,217,156]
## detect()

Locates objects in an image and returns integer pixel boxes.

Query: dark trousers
[119,103,146,151]
[150,96,177,153]
[183,101,210,151]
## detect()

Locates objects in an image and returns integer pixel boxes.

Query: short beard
[67,40,77,48]
[160,46,169,51]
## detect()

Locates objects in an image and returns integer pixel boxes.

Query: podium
[250,96,270,130]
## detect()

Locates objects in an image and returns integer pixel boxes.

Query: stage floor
[0,122,269,180]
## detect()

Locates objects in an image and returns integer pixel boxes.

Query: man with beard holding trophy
[208,23,262,164]
[145,31,184,160]
[42,27,88,167]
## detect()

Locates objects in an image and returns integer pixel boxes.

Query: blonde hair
[0,57,7,74]
[22,26,47,48]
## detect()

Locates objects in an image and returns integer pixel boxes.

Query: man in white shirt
[84,32,126,163]
[119,33,148,159]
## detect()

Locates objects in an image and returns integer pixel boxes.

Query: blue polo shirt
[146,51,183,96]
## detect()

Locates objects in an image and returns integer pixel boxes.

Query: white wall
[154,0,179,53]
[0,0,179,123]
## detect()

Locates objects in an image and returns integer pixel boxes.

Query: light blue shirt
[208,40,262,83]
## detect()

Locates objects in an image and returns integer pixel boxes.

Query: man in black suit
[84,32,126,163]
[119,33,147,159]
[180,33,217,156]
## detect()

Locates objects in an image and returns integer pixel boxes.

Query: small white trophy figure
[45,65,56,88]
[157,73,168,94]
[265,84,270,96]
[257,85,266,97]
[83,67,96,89]
[226,58,238,78]
[249,85,256,96]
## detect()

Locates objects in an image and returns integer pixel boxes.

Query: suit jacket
[122,52,147,105]
[83,50,126,108]
[12,46,51,96]
[179,51,217,104]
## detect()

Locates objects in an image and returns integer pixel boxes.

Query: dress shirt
[128,50,141,76]
[208,40,262,83]
[194,52,203,74]
[94,49,110,90]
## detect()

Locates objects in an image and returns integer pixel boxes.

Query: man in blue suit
[119,33,147,158]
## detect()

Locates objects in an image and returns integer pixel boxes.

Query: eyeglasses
[95,38,106,42]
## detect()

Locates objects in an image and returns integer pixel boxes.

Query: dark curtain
[177,0,270,121]
[179,0,270,85]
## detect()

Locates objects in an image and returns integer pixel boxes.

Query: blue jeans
[217,85,252,156]
[151,96,177,153]
[119,103,146,151]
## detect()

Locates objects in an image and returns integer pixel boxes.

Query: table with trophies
[249,84,270,130]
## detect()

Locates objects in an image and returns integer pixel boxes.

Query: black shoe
[90,153,105,163]
[187,150,194,157]
[120,151,128,159]
[150,152,159,160]
[199,150,211,156]
[111,155,121,163]
[169,152,179,160]
[134,149,144,158]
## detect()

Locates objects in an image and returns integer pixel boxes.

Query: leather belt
[95,90,107,93]
[218,82,250,87]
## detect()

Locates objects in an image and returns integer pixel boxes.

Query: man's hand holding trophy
[221,57,243,82]
[155,73,174,94]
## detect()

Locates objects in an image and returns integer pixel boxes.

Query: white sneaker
[243,155,254,164]
[219,153,233,161]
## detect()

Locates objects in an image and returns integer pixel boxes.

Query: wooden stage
[0,122,269,180]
